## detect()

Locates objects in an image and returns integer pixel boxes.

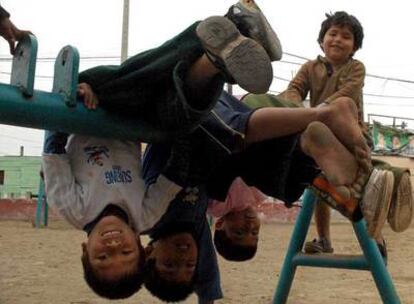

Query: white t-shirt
[42,135,181,232]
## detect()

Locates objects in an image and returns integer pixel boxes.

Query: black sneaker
[226,0,282,61]
[196,16,272,94]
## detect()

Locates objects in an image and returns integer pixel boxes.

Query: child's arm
[140,175,182,231]
[140,144,182,231]
[277,62,310,105]
[42,134,88,229]
[77,82,99,110]
[43,130,68,154]
[195,218,222,303]
[324,61,365,104]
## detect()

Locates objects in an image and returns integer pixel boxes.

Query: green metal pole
[353,220,401,303]
[273,189,316,304]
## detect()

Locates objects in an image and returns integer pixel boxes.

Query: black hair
[81,244,145,299]
[318,11,364,54]
[143,258,195,302]
[213,229,257,261]
[150,221,197,241]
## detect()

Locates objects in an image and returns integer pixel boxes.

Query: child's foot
[301,121,358,186]
[225,0,282,61]
[318,97,368,156]
[348,146,373,200]
[311,175,361,221]
[196,16,272,94]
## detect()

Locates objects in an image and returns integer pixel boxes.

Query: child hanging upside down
[208,177,267,261]
[42,0,281,299]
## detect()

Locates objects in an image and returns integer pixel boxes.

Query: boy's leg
[203,93,360,202]
[243,100,395,236]
[304,202,333,253]
[245,96,364,156]
[79,18,272,142]
[300,121,358,186]
[299,121,354,253]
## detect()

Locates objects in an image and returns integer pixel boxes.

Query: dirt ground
[1,219,414,304]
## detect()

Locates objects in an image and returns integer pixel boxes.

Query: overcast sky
[1,0,414,156]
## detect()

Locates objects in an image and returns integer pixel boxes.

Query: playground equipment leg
[35,179,48,228]
[273,189,401,304]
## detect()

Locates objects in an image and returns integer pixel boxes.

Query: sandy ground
[1,219,414,304]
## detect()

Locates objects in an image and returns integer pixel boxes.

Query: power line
[0,55,121,62]
[364,93,414,99]
[282,51,414,84]
[278,60,302,66]
[283,52,309,61]
[2,51,414,84]
[365,74,414,84]
[272,75,414,99]
[1,51,414,100]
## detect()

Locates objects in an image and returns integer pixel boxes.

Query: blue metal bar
[0,83,174,142]
[273,189,316,304]
[292,253,369,270]
[353,220,401,303]
[52,45,79,107]
[11,34,37,96]
[274,190,401,303]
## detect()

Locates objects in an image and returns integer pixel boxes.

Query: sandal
[312,169,395,239]
[311,175,363,222]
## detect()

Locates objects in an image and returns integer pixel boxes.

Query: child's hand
[77,82,99,110]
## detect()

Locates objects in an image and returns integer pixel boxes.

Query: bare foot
[300,121,358,186]
[349,146,373,199]
[317,97,368,155]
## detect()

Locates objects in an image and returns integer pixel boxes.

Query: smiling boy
[142,144,222,303]
[278,11,412,255]
[208,177,265,261]
[42,88,181,299]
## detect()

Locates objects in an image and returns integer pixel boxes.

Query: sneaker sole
[388,171,413,232]
[362,169,394,238]
[232,0,282,61]
[196,16,272,94]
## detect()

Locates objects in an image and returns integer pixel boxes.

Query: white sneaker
[360,169,394,238]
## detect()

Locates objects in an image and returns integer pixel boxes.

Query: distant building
[0,155,41,198]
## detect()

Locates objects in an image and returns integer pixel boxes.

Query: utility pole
[121,0,130,63]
